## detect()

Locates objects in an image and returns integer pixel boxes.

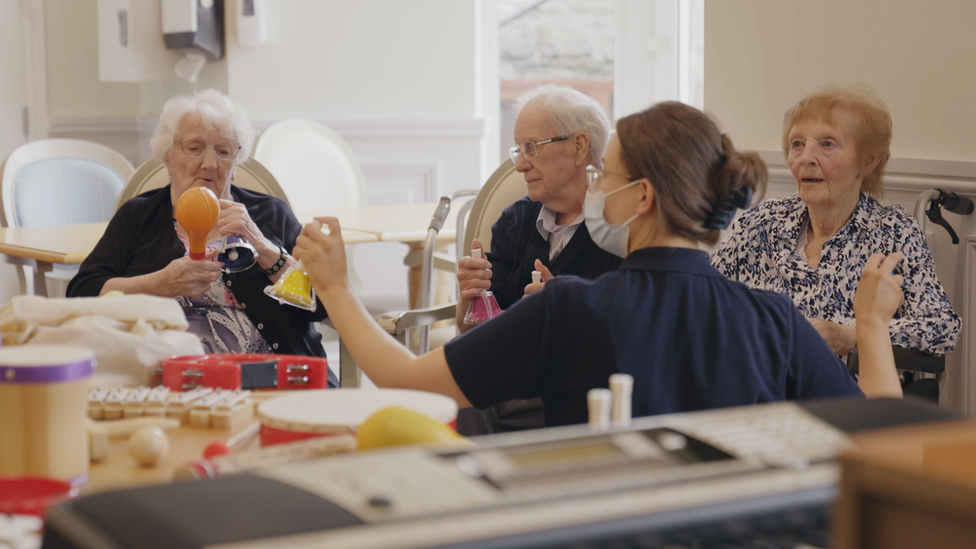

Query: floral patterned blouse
[711,193,961,357]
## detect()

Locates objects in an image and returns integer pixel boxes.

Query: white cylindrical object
[472,248,482,260]
[587,388,611,431]
[610,373,634,428]
[531,270,542,285]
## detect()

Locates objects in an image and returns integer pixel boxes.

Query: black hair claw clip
[703,186,753,230]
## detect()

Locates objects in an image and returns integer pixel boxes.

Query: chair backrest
[114,157,290,212]
[462,159,527,256]
[1,139,134,228]
[253,119,366,211]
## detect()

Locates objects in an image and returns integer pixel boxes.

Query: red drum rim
[0,476,79,517]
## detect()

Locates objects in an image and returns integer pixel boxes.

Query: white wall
[226,1,478,120]
[704,0,976,162]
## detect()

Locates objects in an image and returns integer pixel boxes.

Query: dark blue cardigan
[487,197,622,310]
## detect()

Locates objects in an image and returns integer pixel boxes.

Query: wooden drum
[256,389,458,446]
[0,345,95,484]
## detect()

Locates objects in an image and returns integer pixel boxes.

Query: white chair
[114,157,291,211]
[363,160,527,378]
[253,119,364,212]
[253,119,386,300]
[0,139,134,297]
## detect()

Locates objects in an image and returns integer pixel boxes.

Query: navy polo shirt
[444,247,862,428]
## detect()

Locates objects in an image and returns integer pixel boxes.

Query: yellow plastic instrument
[357,406,469,450]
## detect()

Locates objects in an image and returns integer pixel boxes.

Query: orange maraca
[174,187,220,260]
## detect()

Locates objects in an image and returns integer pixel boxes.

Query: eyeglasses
[509,135,571,163]
[586,167,634,190]
[175,138,241,161]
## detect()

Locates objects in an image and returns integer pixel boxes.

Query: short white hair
[514,85,610,168]
[150,89,254,166]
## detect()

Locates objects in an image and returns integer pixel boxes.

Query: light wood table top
[0,223,106,265]
[84,418,261,495]
[846,416,976,489]
[0,223,379,268]
[296,202,459,244]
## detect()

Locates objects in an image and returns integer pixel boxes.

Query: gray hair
[150,89,254,166]
[514,85,610,168]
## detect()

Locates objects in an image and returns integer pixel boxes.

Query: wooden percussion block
[188,408,212,429]
[165,403,193,425]
[211,402,253,430]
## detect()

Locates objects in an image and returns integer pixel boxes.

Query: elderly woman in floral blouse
[711,85,960,359]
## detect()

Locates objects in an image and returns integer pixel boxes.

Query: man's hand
[523,259,553,296]
[457,238,492,300]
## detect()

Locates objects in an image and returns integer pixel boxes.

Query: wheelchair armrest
[847,346,946,375]
[376,302,458,338]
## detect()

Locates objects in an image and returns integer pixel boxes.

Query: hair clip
[703,186,753,230]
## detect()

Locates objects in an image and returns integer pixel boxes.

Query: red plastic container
[0,476,79,517]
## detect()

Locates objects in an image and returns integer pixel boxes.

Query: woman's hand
[457,238,492,300]
[854,252,905,328]
[808,319,857,356]
[853,252,905,398]
[155,257,223,298]
[523,259,553,296]
[217,199,280,269]
[293,217,348,297]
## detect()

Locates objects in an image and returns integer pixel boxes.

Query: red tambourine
[161,354,329,392]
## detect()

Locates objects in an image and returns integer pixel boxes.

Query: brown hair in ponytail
[616,101,768,246]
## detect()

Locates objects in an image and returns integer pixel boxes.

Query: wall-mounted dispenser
[236,0,267,47]
[97,0,224,83]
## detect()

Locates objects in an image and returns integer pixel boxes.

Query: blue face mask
[583,180,640,258]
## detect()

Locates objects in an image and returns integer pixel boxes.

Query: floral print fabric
[711,193,960,357]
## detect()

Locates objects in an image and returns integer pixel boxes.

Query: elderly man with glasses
[68,90,337,387]
[454,85,622,434]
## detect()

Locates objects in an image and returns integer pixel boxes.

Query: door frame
[21,0,48,140]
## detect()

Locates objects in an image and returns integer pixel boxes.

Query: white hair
[150,89,254,166]
[514,85,610,168]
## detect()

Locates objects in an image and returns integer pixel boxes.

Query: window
[497,0,703,159]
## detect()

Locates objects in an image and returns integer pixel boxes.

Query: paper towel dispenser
[161,0,224,59]
[96,0,224,82]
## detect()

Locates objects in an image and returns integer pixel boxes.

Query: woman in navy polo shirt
[295,101,902,428]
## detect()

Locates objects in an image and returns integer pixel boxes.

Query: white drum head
[257,388,459,435]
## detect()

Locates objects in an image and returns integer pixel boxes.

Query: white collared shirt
[536,205,584,261]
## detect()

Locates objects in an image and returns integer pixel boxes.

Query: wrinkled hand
[293,217,347,294]
[854,252,905,328]
[217,199,270,245]
[457,238,492,300]
[217,199,282,267]
[156,256,222,298]
[523,259,554,296]
[808,318,858,356]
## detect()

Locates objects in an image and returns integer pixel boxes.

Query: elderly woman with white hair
[68,90,336,386]
[454,85,621,433]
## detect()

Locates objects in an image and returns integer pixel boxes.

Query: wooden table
[296,203,461,309]
[84,418,261,495]
[0,223,380,297]
[836,418,976,548]
[295,202,459,244]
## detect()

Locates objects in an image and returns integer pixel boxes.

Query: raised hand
[293,217,347,295]
[523,259,554,296]
[456,238,493,300]
[854,252,905,327]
